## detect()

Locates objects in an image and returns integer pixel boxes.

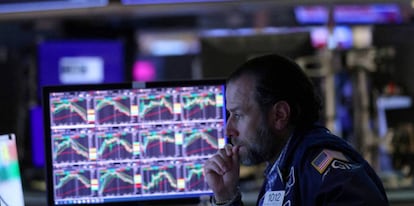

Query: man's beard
[239,123,281,166]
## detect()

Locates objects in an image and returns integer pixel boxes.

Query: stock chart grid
[48,85,226,205]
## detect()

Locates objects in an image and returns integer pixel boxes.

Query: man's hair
[227,53,322,130]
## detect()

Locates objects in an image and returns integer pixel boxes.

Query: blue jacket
[229,126,389,206]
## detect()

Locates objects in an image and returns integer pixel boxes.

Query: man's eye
[234,114,241,119]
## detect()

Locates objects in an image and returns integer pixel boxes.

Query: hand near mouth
[203,144,240,202]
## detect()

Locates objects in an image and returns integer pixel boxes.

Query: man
[203,54,389,205]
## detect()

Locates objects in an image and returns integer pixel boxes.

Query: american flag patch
[311,149,348,174]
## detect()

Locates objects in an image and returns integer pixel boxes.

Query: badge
[331,159,355,170]
[263,191,285,206]
[311,149,349,174]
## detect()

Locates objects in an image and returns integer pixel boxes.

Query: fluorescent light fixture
[138,30,199,56]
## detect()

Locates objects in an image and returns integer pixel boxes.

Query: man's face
[225,75,280,165]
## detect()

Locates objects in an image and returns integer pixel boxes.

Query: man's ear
[270,101,290,130]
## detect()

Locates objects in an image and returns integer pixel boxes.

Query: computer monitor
[377,95,414,137]
[294,4,403,25]
[38,40,124,88]
[0,133,25,206]
[42,80,226,205]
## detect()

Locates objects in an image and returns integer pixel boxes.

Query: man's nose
[225,119,239,138]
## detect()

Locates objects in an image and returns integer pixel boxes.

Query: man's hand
[204,144,240,202]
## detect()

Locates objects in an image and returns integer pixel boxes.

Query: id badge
[262,190,285,206]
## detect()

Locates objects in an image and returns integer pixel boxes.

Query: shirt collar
[264,133,293,179]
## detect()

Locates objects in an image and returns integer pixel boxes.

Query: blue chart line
[99,167,135,196]
[53,132,89,163]
[139,129,178,158]
[51,97,88,126]
[184,163,208,191]
[95,96,132,124]
[97,131,134,160]
[138,94,174,122]
[183,127,220,156]
[55,169,92,199]
[181,92,222,120]
[142,165,179,194]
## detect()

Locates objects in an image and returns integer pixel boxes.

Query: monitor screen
[377,95,413,137]
[0,134,24,206]
[295,4,403,25]
[334,4,403,24]
[0,0,107,13]
[38,40,124,88]
[42,80,226,205]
